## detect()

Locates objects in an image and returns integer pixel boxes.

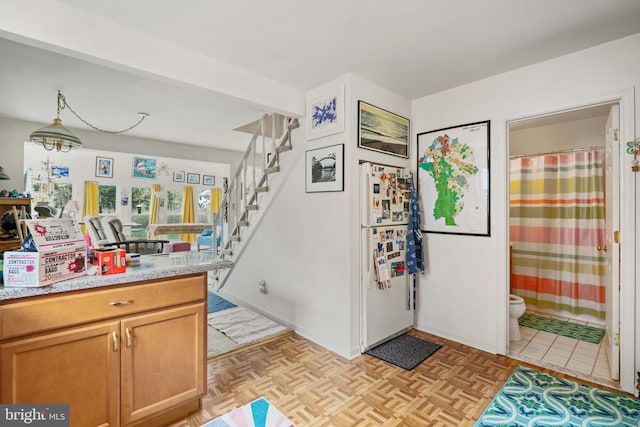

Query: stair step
[289,118,300,130]
[246,204,259,211]
[276,145,292,153]
[238,220,250,227]
[222,249,233,256]
[255,186,269,193]
[230,234,241,242]
[265,166,280,174]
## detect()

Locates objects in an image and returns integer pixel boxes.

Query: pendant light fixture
[30,90,149,152]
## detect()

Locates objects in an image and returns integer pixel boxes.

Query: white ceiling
[1,0,639,151]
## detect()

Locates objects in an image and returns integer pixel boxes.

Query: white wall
[221,74,411,359]
[0,117,245,197]
[22,142,229,222]
[411,34,638,393]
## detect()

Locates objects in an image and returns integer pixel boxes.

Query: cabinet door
[120,303,205,425]
[1,321,120,427]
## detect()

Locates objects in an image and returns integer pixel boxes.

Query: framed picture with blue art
[95,156,113,178]
[306,86,345,140]
[132,156,156,179]
[358,101,410,158]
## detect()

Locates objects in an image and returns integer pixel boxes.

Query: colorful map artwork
[418,134,478,226]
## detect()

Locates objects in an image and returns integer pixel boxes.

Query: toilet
[509,294,527,341]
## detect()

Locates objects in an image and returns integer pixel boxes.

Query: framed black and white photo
[305,144,344,193]
[187,173,200,184]
[416,120,490,236]
[173,171,185,182]
[203,175,215,186]
[306,86,345,140]
[358,101,410,158]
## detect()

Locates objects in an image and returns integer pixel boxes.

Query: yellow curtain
[181,185,196,242]
[81,181,99,234]
[147,184,161,238]
[210,188,221,213]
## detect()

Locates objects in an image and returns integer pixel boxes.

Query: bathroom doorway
[506,102,621,389]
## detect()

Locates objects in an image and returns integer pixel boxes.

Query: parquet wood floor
[167,329,521,426]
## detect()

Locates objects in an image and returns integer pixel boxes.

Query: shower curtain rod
[509,145,604,159]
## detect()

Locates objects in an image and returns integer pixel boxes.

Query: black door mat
[365,334,442,370]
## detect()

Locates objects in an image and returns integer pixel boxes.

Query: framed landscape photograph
[203,175,215,186]
[95,156,113,178]
[132,156,156,179]
[173,171,185,182]
[416,120,490,236]
[305,144,344,193]
[187,173,200,184]
[358,101,410,158]
[306,86,345,140]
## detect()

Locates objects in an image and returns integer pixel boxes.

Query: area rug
[474,365,640,426]
[202,397,296,427]
[365,334,442,370]
[207,306,290,359]
[208,292,237,313]
[518,312,605,344]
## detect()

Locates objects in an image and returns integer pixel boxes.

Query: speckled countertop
[0,251,233,301]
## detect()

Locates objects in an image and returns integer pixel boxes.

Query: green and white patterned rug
[475,365,640,426]
[518,313,605,344]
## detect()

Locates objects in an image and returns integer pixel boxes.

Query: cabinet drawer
[0,274,206,340]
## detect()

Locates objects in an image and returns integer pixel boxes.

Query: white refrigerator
[360,162,414,352]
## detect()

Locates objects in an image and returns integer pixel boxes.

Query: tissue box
[93,248,126,275]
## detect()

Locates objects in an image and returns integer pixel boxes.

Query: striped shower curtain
[509,150,606,320]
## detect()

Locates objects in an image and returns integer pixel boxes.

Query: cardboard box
[3,219,88,287]
[93,248,126,275]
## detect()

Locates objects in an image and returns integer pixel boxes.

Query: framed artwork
[95,156,113,178]
[187,173,200,184]
[358,101,410,158]
[306,86,345,140]
[305,144,344,193]
[203,175,215,186]
[132,156,156,179]
[416,120,491,236]
[173,171,185,182]
[52,165,70,178]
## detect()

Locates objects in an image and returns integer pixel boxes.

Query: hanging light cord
[57,90,149,134]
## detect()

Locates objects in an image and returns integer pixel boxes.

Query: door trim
[503,88,636,394]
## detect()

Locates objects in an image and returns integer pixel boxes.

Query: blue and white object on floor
[202,397,296,427]
[208,292,236,314]
[474,365,640,426]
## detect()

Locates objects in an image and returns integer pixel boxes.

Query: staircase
[211,113,299,289]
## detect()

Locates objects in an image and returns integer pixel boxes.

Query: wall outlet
[259,280,267,294]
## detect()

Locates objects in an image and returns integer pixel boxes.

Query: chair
[84,215,169,255]
[196,228,222,251]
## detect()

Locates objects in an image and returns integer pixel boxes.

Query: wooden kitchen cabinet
[0,273,207,427]
[1,321,121,427]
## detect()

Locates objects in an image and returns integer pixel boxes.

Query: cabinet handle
[111,331,118,352]
[109,300,134,306]
[125,328,132,348]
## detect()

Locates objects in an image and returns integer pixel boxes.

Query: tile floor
[509,311,616,388]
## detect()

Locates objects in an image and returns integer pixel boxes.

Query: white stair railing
[211,113,298,288]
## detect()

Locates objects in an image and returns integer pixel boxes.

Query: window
[166,188,183,224]
[51,183,72,209]
[131,186,151,231]
[98,185,116,214]
[196,189,211,223]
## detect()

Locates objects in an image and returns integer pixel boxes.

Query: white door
[604,104,620,380]
[360,226,413,351]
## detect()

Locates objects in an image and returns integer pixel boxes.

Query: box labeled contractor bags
[3,218,87,287]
